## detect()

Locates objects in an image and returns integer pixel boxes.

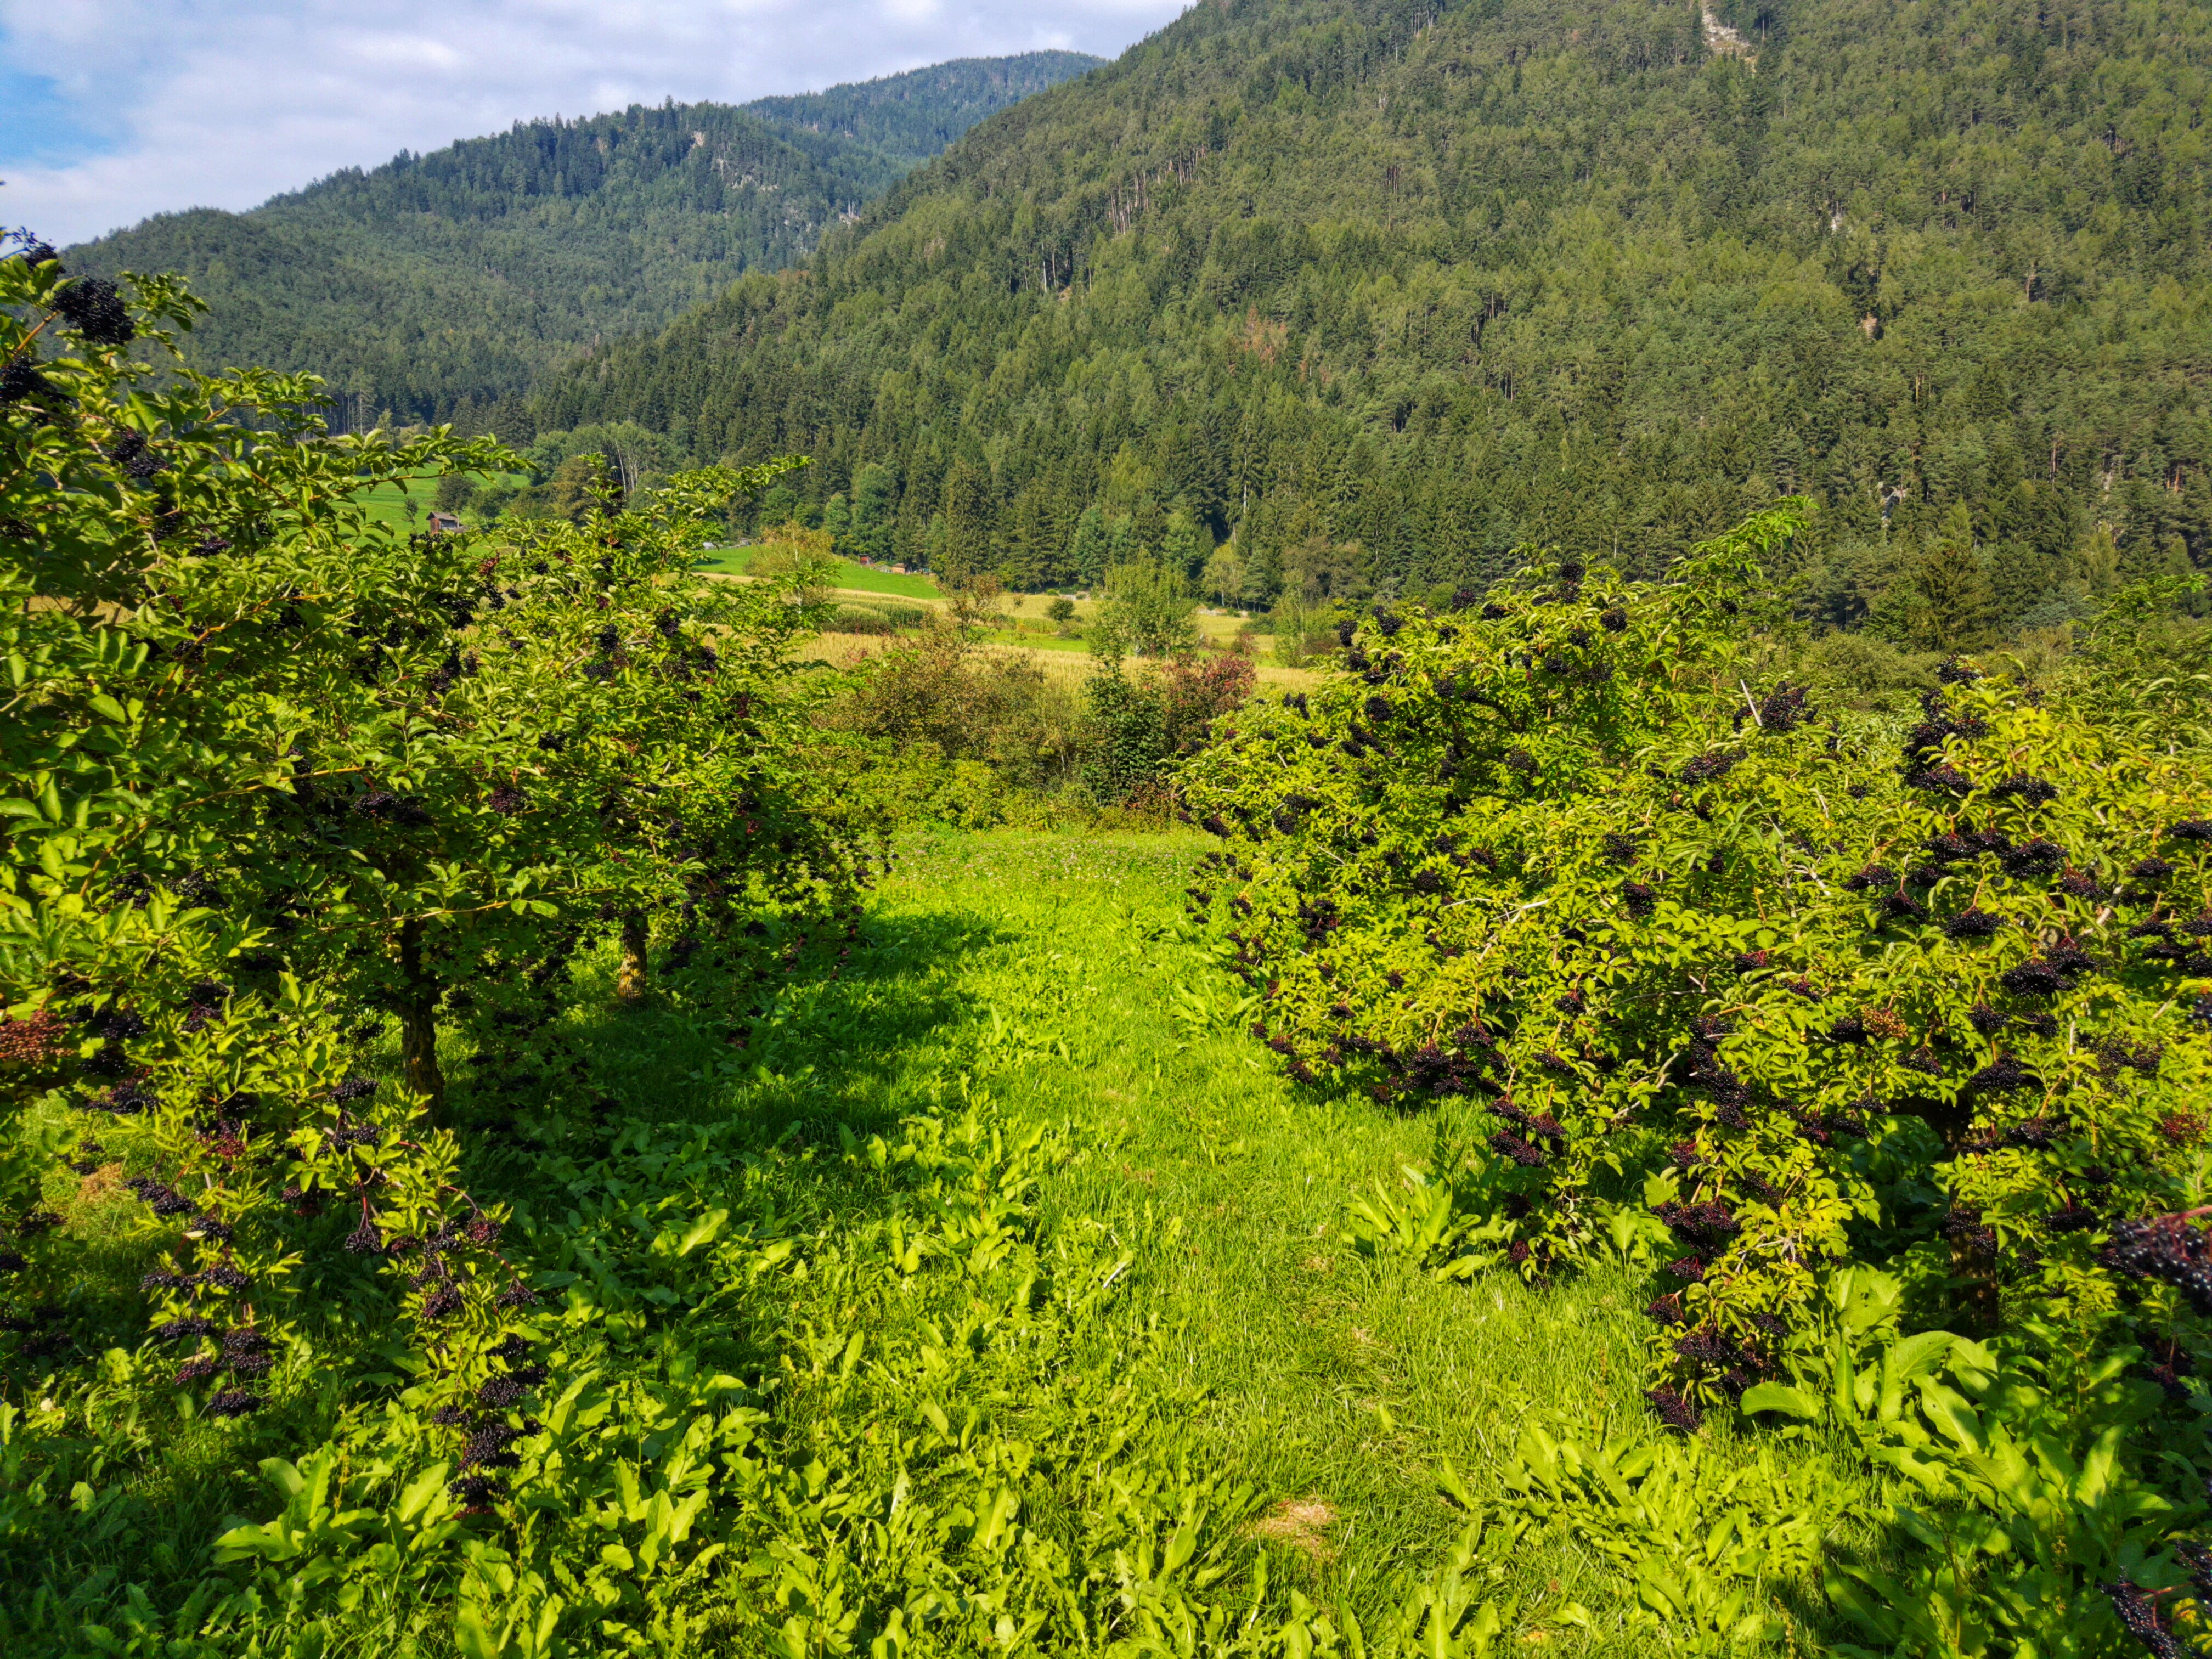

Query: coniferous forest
[9,3,2212,1657]
[61,53,1102,437]
[536,0,2212,646]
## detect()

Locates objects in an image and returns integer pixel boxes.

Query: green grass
[351,469,532,533]
[9,830,1864,1656]
[698,546,943,600]
[885,836,1649,1578]
[983,625,1087,651]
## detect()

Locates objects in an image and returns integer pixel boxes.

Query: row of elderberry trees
[1180,503,2212,1651]
[0,239,870,1505]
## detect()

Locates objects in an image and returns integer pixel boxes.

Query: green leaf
[1737,1383,1822,1420]
[676,1206,729,1257]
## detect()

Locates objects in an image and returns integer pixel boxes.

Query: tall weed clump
[1181,502,2212,1654]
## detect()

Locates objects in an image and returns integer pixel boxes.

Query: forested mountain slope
[744,50,1106,167]
[62,53,1101,434]
[537,0,2212,637]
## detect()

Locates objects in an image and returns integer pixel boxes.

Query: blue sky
[0,1,1187,247]
[0,60,115,169]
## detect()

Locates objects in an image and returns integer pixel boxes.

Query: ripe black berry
[53,277,134,346]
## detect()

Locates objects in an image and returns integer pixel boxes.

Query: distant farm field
[349,467,532,534]
[697,546,942,600]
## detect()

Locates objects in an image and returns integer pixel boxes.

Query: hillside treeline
[535,0,2212,645]
[63,54,1101,435]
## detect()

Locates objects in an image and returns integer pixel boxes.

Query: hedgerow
[1181,503,2212,1651]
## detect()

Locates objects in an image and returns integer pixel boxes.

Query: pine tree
[1069,505,1110,590]
[941,460,995,585]
[1905,507,2002,652]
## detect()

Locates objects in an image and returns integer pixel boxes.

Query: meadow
[695,546,943,602]
[349,469,533,533]
[9,830,1872,1656]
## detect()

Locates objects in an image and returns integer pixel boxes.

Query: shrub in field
[1084,653,1256,807]
[831,625,1084,793]
[0,240,857,1504]
[1181,503,2212,1643]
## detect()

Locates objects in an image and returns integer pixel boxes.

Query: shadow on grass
[449,905,1019,1183]
[0,906,1025,1652]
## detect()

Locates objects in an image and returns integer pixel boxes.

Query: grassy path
[842,833,1655,1620]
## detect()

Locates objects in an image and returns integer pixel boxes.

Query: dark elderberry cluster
[1901,1044,1945,1077]
[1907,763,1972,793]
[1645,1387,1701,1434]
[1944,907,2005,940]
[1398,1042,1488,1097]
[1990,772,2061,804]
[1657,1200,1741,1252]
[354,789,433,827]
[1942,1205,1997,1254]
[127,1176,193,1217]
[52,276,134,347]
[1670,1323,1763,1397]
[1487,1097,1565,1167]
[2001,838,2064,879]
[1902,696,1988,777]
[425,652,476,697]
[0,343,53,402]
[1733,683,1808,732]
[2102,1577,2188,1659]
[445,1412,536,1506]
[2136,917,2212,976]
[222,1326,274,1376]
[104,430,166,481]
[1678,1018,1754,1130]
[1294,897,1340,944]
[1997,937,2098,1000]
[2101,1215,2212,1315]
[2140,1339,2197,1403]
[1679,751,1742,785]
[2095,1036,2165,1079]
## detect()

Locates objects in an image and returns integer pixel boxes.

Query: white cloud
[0,0,1186,245]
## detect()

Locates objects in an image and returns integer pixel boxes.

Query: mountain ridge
[64,52,1103,432]
[533,0,2212,642]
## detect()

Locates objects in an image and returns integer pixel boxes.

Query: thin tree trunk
[398,917,445,1115]
[617,910,649,1004]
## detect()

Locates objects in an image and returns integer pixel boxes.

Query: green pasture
[349,467,532,534]
[698,545,943,600]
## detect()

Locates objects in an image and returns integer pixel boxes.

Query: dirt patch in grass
[1249,1496,1339,1563]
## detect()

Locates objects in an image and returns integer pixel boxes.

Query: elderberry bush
[1183,500,2212,1415]
[0,238,866,1522]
